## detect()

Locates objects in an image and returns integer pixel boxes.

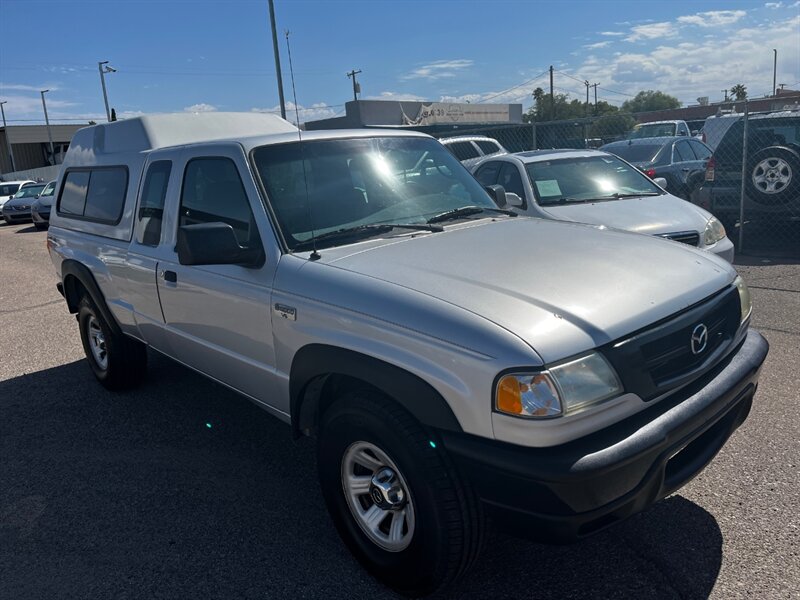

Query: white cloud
[575,15,800,106]
[600,31,625,36]
[0,83,61,93]
[765,2,783,8]
[402,59,473,80]
[184,103,217,112]
[626,21,676,42]
[585,41,612,49]
[366,91,427,102]
[677,10,747,27]
[251,101,340,124]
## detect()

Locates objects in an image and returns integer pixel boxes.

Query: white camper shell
[50,113,297,241]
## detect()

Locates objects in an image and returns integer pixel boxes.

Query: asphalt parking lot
[1,220,798,600]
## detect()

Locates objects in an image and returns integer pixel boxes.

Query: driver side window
[179,157,260,248]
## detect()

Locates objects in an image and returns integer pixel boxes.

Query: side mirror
[653,177,668,189]
[504,192,524,208]
[177,222,263,267]
[34,194,40,199]
[484,184,507,207]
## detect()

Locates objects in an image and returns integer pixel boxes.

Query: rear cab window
[56,167,128,224]
[135,160,172,246]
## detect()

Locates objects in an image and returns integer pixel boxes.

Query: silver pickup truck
[47,113,768,596]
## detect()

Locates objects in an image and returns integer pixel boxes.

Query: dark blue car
[601,137,713,201]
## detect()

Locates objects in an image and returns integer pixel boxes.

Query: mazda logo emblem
[690,323,708,355]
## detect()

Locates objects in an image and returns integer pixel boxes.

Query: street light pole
[268,0,287,119]
[40,90,55,163]
[772,49,777,97]
[0,101,16,172]
[98,61,115,122]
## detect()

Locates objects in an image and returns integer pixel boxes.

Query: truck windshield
[630,123,677,138]
[525,155,662,205]
[251,136,497,250]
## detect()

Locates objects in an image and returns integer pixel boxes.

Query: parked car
[473,149,733,262]
[630,120,691,139]
[601,137,713,201]
[439,135,507,169]
[31,180,57,230]
[698,113,742,150]
[0,179,36,216]
[1,182,46,224]
[48,114,767,596]
[695,110,800,225]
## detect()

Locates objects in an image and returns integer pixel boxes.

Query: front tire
[77,295,147,390]
[317,390,484,597]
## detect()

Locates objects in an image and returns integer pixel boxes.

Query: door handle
[160,270,177,283]
[681,168,691,172]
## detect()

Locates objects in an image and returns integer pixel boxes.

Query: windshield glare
[525,155,661,205]
[40,183,56,196]
[252,137,496,249]
[14,185,45,198]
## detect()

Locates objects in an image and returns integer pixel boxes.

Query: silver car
[473,149,735,262]
[48,114,767,596]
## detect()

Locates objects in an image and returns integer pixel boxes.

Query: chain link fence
[415,107,800,258]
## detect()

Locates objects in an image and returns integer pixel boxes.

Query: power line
[479,70,549,103]
[555,69,635,98]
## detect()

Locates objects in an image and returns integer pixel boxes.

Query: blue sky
[1,0,798,124]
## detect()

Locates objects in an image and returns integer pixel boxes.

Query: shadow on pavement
[0,354,722,599]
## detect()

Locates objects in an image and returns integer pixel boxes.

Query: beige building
[0,124,85,175]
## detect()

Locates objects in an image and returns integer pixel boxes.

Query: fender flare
[60,259,122,335]
[290,344,463,437]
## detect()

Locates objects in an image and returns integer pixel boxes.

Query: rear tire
[77,295,147,390]
[317,390,484,597]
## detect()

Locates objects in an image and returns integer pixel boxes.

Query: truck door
[154,144,283,411]
[126,151,182,353]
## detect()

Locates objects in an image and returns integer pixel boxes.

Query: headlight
[703,216,726,246]
[734,275,752,324]
[495,352,622,419]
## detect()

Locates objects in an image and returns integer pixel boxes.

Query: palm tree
[730,84,747,101]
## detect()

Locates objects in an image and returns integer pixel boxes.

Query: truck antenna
[285,29,320,260]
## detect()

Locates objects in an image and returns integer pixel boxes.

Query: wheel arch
[289,344,463,439]
[60,259,122,335]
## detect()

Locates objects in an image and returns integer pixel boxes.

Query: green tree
[589,113,636,138]
[524,91,600,122]
[620,90,681,114]
[730,84,747,101]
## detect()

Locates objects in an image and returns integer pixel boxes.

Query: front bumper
[440,329,768,543]
[706,236,734,263]
[31,209,50,224]
[2,208,33,223]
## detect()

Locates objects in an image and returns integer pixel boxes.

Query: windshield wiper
[426,205,517,224]
[294,223,443,251]
[544,192,661,205]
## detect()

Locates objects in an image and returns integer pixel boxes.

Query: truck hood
[321,218,735,363]
[539,194,710,236]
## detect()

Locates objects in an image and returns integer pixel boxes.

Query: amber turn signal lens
[496,375,522,415]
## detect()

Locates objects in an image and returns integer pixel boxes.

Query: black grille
[660,231,700,246]
[602,287,740,400]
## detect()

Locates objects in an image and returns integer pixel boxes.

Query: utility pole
[722,89,730,102]
[346,69,362,102]
[98,61,116,122]
[592,83,599,114]
[772,48,777,97]
[40,90,55,163]
[268,0,286,119]
[549,65,554,121]
[584,80,590,116]
[0,101,16,172]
